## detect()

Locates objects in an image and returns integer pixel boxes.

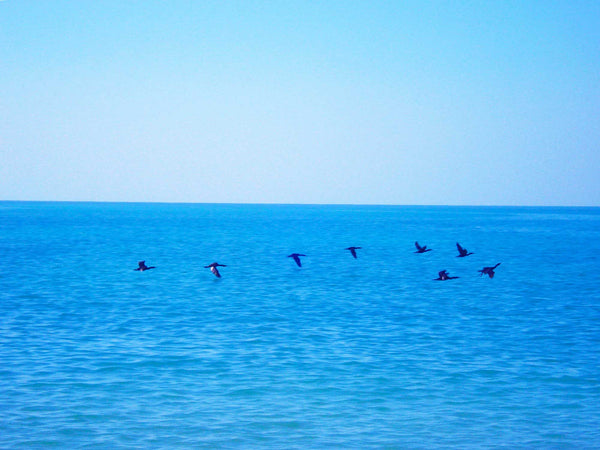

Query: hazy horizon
[2,199,599,209]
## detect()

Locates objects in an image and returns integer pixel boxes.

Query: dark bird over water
[434,270,459,281]
[456,242,474,257]
[134,261,155,271]
[345,247,362,258]
[414,242,432,253]
[204,262,226,278]
[288,253,306,267]
[479,263,501,278]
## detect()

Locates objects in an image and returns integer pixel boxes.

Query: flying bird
[434,270,459,281]
[456,242,474,257]
[204,262,226,278]
[478,263,501,278]
[134,261,155,271]
[414,242,432,253]
[345,246,362,258]
[288,253,306,267]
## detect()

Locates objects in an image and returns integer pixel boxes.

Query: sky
[1,1,599,206]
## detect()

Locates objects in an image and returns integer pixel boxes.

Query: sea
[1,201,599,449]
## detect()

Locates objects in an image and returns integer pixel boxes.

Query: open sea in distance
[1,201,599,449]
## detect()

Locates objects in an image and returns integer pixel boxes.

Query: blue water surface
[1,202,599,448]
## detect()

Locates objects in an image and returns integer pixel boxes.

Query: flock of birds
[134,242,502,281]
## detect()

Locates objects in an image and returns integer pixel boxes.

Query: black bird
[134,261,155,271]
[434,270,459,281]
[204,262,226,278]
[456,242,474,257]
[345,246,362,258]
[478,263,501,278]
[414,242,432,253]
[288,253,306,267]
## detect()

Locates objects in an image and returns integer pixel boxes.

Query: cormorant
[434,270,459,281]
[134,261,155,271]
[288,253,306,267]
[204,262,226,278]
[345,247,361,258]
[478,263,501,278]
[456,242,473,257]
[414,242,432,253]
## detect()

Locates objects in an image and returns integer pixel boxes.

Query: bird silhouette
[456,242,474,257]
[288,253,306,267]
[345,247,362,258]
[478,263,501,278]
[204,262,226,278]
[134,261,155,271]
[414,242,432,253]
[434,270,459,281]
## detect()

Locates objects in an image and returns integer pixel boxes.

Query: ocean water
[1,201,599,449]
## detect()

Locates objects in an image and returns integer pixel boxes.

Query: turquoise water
[1,202,599,448]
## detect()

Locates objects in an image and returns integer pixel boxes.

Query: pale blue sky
[1,1,599,205]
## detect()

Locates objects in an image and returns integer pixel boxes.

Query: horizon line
[1,199,598,208]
